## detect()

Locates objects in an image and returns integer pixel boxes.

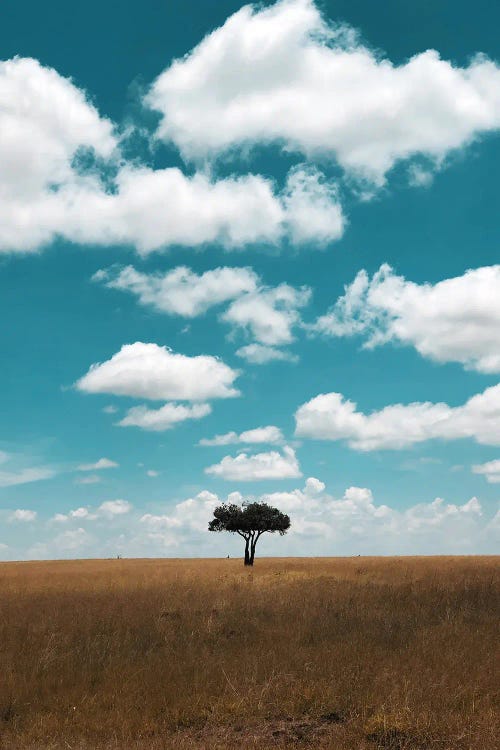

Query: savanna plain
[0,556,498,750]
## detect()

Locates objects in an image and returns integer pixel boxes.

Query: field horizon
[1,555,498,749]
[4,553,499,564]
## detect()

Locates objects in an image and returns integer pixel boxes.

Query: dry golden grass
[0,556,498,749]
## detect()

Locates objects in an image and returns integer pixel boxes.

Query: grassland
[0,556,498,749]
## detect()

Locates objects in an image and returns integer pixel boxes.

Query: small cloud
[205,445,302,481]
[408,163,434,187]
[98,499,132,516]
[146,470,160,477]
[75,474,102,485]
[10,509,37,522]
[69,507,98,520]
[118,402,211,432]
[236,343,298,365]
[102,405,118,414]
[472,459,500,484]
[76,342,240,401]
[53,527,90,552]
[51,500,132,524]
[222,282,311,349]
[78,457,119,471]
[200,425,284,447]
[0,465,56,488]
[50,507,98,523]
[399,457,443,472]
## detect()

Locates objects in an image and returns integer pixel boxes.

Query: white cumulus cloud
[222,283,311,346]
[118,402,211,431]
[76,342,240,401]
[472,459,500,484]
[0,57,116,253]
[295,383,500,450]
[136,478,496,555]
[145,0,500,183]
[0,57,344,254]
[77,457,119,471]
[10,509,37,522]
[53,499,132,524]
[139,490,221,545]
[94,265,259,317]
[200,425,284,446]
[281,165,344,244]
[70,166,287,253]
[11,482,498,558]
[313,264,500,373]
[256,481,489,554]
[52,528,91,552]
[205,445,302,480]
[235,343,298,365]
[94,267,311,362]
[98,499,132,517]
[102,405,118,414]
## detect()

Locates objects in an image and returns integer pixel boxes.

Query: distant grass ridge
[0,556,498,749]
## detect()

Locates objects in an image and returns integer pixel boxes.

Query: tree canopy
[208,502,290,565]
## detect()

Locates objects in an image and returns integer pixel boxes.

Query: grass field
[0,556,498,749]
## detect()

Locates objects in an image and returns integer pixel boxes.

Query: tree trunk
[244,538,252,565]
[249,542,257,566]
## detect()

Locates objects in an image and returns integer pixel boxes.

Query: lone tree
[208,502,290,566]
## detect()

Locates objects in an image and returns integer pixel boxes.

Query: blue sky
[1,0,499,559]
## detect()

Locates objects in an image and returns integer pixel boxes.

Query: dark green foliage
[209,502,291,565]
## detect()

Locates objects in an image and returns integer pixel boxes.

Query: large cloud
[295,384,500,450]
[145,0,500,182]
[313,264,500,373]
[205,445,301,480]
[4,480,498,560]
[0,57,115,252]
[0,57,344,253]
[0,57,343,255]
[76,342,240,401]
[136,479,496,556]
[68,166,342,252]
[259,481,489,555]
